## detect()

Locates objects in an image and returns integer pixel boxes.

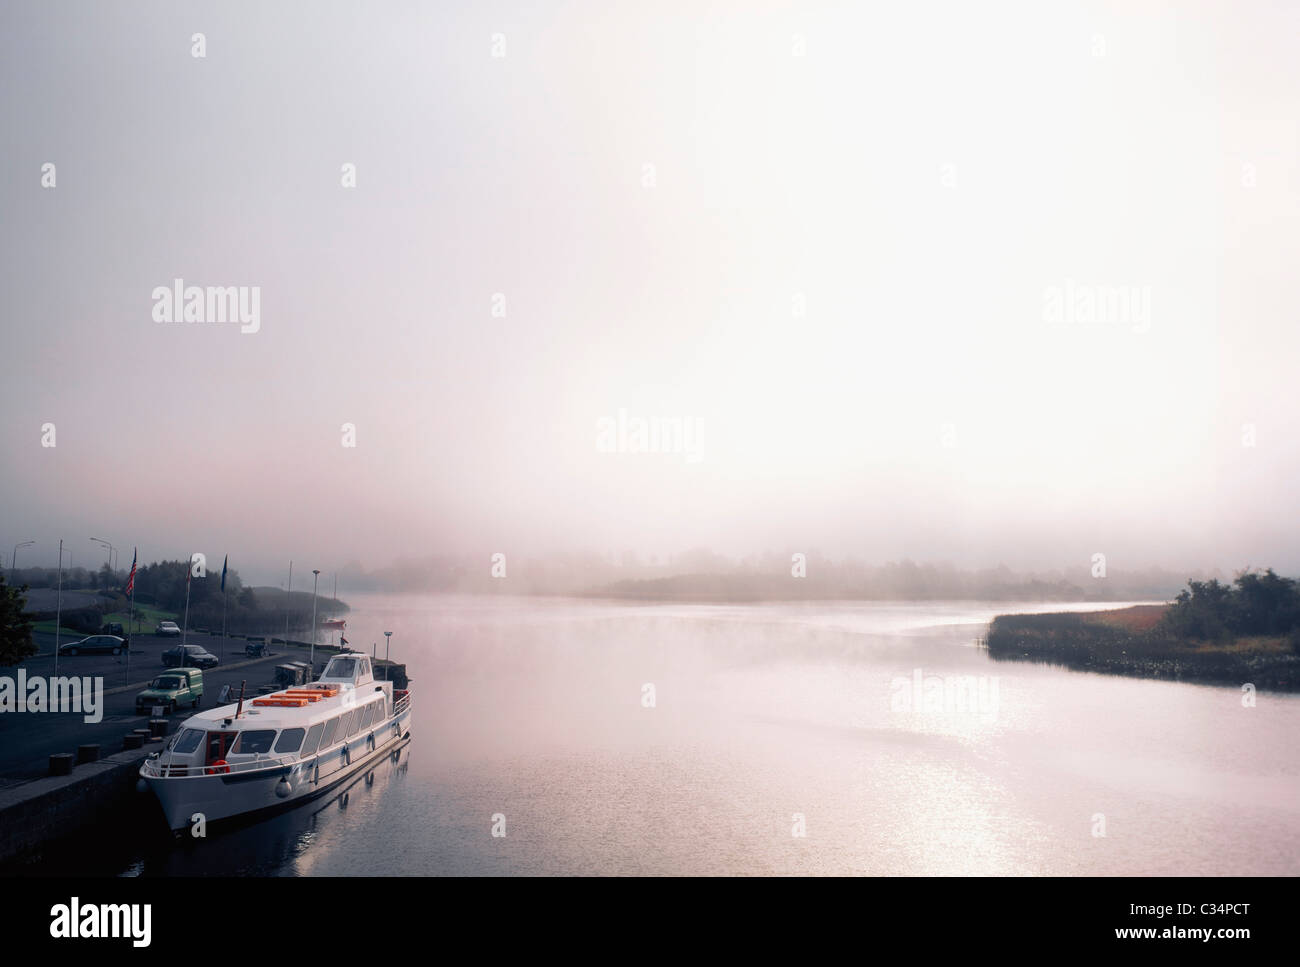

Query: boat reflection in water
[133,737,411,877]
[20,732,410,878]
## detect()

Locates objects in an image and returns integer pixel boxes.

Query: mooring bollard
[123,734,144,750]
[148,719,168,738]
[76,744,101,764]
[49,753,75,776]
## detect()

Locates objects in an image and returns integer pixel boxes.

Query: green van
[136,668,205,715]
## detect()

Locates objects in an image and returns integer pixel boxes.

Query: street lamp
[310,569,321,671]
[10,540,34,572]
[383,630,392,680]
[90,537,115,578]
[54,541,71,677]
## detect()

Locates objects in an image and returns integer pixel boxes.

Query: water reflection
[30,595,1300,876]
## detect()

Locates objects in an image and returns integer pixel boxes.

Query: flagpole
[284,560,293,644]
[126,578,133,686]
[125,547,137,687]
[54,539,63,678]
[181,560,192,647]
[220,554,228,662]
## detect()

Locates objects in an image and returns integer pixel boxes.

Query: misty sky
[2,1,1297,584]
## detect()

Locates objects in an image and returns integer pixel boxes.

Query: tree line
[1161,569,1300,643]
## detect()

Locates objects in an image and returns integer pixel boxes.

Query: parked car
[103,622,124,636]
[161,645,219,669]
[136,668,205,714]
[155,621,182,637]
[58,635,128,656]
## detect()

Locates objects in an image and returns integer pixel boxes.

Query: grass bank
[984,605,1300,690]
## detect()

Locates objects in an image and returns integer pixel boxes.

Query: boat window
[360,659,371,677]
[300,723,324,756]
[373,697,387,719]
[320,717,340,748]
[172,729,203,755]
[340,709,358,737]
[231,730,277,755]
[327,658,356,678]
[345,707,366,738]
[274,728,306,753]
[358,703,375,730]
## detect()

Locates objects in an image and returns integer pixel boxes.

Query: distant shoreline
[984,605,1300,691]
[569,576,1176,605]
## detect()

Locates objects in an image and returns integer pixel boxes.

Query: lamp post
[181,558,192,647]
[310,569,321,672]
[54,540,70,677]
[10,540,34,572]
[283,560,293,645]
[383,630,392,680]
[90,537,115,581]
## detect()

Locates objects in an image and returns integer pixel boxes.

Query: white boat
[139,653,412,833]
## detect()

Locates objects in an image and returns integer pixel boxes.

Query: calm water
[113,595,1300,875]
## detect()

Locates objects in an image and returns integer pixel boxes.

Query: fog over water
[2,2,1299,582]
[68,594,1295,877]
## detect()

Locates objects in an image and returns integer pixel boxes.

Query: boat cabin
[319,654,376,687]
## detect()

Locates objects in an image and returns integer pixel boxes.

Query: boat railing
[143,696,411,779]
[393,691,411,717]
[140,753,297,780]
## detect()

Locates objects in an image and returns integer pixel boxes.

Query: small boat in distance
[140,653,412,833]
[321,617,347,629]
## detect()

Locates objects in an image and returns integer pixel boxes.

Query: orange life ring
[206,759,230,775]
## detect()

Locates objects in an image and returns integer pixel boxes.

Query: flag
[339,635,349,648]
[124,548,137,596]
[221,554,228,592]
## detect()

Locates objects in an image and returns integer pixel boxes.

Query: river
[112,594,1300,876]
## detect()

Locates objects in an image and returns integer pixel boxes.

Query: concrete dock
[0,629,405,866]
[0,746,156,868]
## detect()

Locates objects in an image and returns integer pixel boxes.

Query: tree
[1162,570,1300,641]
[1232,569,1300,635]
[0,573,36,666]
